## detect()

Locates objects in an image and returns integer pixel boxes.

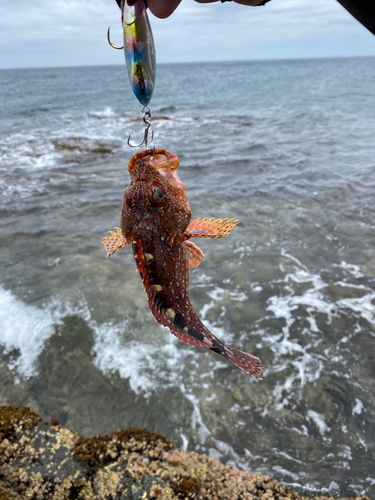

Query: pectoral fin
[184,218,239,239]
[184,241,204,268]
[102,227,128,258]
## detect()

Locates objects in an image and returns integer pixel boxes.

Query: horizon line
[1,54,374,72]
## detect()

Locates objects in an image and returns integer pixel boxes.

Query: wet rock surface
[0,405,370,500]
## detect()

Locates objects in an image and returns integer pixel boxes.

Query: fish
[102,149,263,380]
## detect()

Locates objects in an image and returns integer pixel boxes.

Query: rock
[0,405,371,500]
[2,316,193,448]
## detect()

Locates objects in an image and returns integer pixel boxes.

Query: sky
[0,0,374,69]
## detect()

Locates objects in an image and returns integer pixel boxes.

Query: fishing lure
[108,0,156,147]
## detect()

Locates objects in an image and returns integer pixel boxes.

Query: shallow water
[0,58,375,497]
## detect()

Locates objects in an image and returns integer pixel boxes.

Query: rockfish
[102,149,263,380]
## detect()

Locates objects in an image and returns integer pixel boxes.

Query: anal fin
[185,240,204,268]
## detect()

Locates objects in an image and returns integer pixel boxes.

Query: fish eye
[151,186,164,207]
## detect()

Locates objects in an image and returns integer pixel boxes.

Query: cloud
[0,0,374,68]
[152,0,375,61]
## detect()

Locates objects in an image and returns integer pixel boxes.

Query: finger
[147,0,182,18]
[195,0,267,4]
[234,0,269,5]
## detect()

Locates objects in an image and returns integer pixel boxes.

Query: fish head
[121,149,192,245]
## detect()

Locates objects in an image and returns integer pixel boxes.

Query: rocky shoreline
[0,405,370,500]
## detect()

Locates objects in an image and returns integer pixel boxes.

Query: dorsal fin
[184,218,239,239]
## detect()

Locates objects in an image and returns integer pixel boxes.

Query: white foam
[180,433,188,451]
[196,284,250,348]
[1,245,373,494]
[281,249,308,271]
[182,386,211,444]
[180,383,252,467]
[358,435,368,451]
[336,261,364,278]
[260,255,375,414]
[92,320,187,396]
[89,106,117,118]
[0,287,187,396]
[352,398,364,415]
[307,410,330,436]
[272,465,300,482]
[338,445,352,461]
[0,286,56,378]
[328,481,340,493]
[336,294,375,332]
[276,450,304,465]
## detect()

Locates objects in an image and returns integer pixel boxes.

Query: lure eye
[151,186,164,207]
[127,0,137,5]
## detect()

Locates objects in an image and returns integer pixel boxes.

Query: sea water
[0,58,375,496]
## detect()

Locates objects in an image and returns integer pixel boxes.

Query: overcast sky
[0,0,374,69]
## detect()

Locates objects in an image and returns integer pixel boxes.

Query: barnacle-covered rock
[0,405,371,500]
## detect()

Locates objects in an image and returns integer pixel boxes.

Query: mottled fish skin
[102,148,263,380]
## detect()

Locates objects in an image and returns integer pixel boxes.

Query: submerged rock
[0,405,370,500]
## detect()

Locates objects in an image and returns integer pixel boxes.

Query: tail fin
[171,322,264,381]
[217,345,263,380]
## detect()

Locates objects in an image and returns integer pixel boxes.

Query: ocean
[0,57,375,497]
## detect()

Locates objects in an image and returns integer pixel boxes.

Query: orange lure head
[121,149,192,245]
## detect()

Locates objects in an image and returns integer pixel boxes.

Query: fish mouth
[128,148,182,186]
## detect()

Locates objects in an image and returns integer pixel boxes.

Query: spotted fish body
[102,149,263,380]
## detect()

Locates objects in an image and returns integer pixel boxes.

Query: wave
[255,253,375,416]
[0,287,56,377]
[0,245,373,496]
[89,106,117,118]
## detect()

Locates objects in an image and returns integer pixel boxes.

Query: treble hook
[107,27,124,50]
[128,107,154,148]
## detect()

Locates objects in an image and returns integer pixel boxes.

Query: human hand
[147,0,268,19]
